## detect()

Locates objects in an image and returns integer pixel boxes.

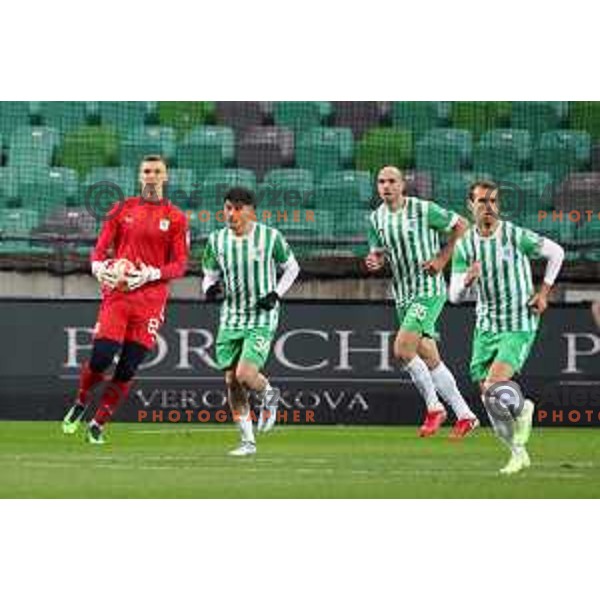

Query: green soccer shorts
[395,295,446,340]
[469,329,538,382]
[215,327,276,371]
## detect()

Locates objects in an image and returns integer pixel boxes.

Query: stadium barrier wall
[0,299,599,426]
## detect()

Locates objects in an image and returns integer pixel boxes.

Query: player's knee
[89,339,121,372]
[113,342,148,382]
[235,363,256,388]
[394,341,416,365]
[225,369,239,389]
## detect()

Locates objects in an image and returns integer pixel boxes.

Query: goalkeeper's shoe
[418,409,447,437]
[449,416,479,440]
[257,387,281,434]
[87,422,106,445]
[499,447,530,475]
[228,441,256,457]
[514,399,535,446]
[62,404,85,434]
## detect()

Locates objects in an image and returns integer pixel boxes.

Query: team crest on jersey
[501,244,514,261]
[159,219,170,231]
[405,218,418,231]
[251,247,265,261]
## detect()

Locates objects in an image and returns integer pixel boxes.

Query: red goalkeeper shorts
[93,289,166,350]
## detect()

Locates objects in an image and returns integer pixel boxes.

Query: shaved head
[377,165,405,207]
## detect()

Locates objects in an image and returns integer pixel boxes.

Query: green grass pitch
[0,422,598,498]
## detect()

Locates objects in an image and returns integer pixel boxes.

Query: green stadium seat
[296,127,354,178]
[520,213,577,246]
[157,102,216,138]
[315,170,373,208]
[14,167,80,209]
[273,102,325,134]
[434,171,491,215]
[200,169,257,208]
[165,168,195,206]
[0,102,32,137]
[504,171,554,213]
[96,102,150,131]
[0,168,20,206]
[8,126,61,167]
[390,102,442,137]
[57,125,120,176]
[0,207,40,253]
[120,126,177,165]
[258,169,315,208]
[415,128,472,175]
[570,102,600,140]
[355,128,413,173]
[450,102,510,139]
[532,130,591,181]
[473,129,532,179]
[85,167,137,198]
[37,102,88,132]
[511,102,562,139]
[175,126,235,177]
[338,208,371,236]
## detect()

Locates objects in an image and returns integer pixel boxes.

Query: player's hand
[256,291,280,311]
[365,252,385,272]
[126,263,161,291]
[528,290,548,315]
[422,255,446,275]
[465,261,482,287]
[92,260,119,289]
[205,282,225,303]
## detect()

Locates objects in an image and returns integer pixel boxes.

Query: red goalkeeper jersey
[91,197,189,300]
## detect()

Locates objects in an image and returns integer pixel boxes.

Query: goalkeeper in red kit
[62,155,189,443]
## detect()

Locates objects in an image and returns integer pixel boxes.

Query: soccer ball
[108,258,136,291]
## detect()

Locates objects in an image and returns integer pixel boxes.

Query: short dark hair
[225,186,256,207]
[468,179,498,202]
[142,154,167,166]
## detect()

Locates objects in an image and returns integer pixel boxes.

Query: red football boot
[449,417,480,440]
[418,409,447,437]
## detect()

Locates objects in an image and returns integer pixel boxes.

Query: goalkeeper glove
[205,282,225,303]
[256,291,280,311]
[91,260,119,289]
[126,263,161,291]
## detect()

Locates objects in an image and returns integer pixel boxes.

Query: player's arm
[423,202,468,275]
[201,234,224,302]
[520,229,565,315]
[448,241,479,304]
[90,203,120,288]
[365,215,385,272]
[128,214,190,290]
[256,231,300,310]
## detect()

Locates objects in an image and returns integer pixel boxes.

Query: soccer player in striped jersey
[365,166,479,437]
[202,187,300,456]
[449,180,565,474]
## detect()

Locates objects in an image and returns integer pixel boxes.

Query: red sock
[77,362,105,406]
[93,380,132,427]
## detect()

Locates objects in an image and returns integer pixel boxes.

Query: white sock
[405,356,444,412]
[430,362,475,420]
[236,405,255,444]
[482,395,517,451]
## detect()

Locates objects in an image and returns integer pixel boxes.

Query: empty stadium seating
[0,101,598,263]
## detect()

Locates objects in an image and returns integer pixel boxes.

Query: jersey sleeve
[160,212,189,280]
[451,239,469,274]
[202,233,221,273]
[427,201,460,233]
[367,214,384,251]
[517,226,544,259]
[90,202,121,263]
[273,230,293,265]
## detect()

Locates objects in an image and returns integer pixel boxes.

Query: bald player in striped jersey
[449,180,565,474]
[202,187,300,456]
[365,166,479,437]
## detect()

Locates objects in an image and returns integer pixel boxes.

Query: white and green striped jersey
[368,197,460,307]
[452,220,544,333]
[202,223,293,331]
